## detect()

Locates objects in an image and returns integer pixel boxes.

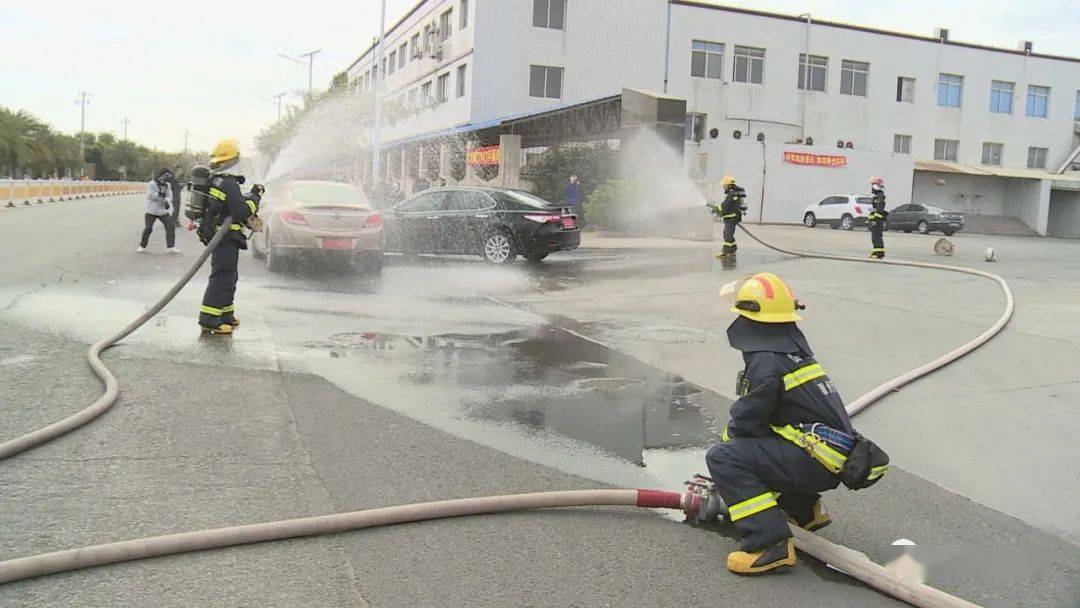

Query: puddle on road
[291,325,731,473]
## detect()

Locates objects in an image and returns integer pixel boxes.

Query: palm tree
[0,108,42,177]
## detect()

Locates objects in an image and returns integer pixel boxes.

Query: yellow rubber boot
[792,499,832,532]
[200,323,233,335]
[727,538,796,575]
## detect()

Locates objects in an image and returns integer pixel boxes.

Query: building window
[691,40,724,79]
[981,142,1003,165]
[420,81,432,106]
[1027,147,1048,169]
[989,80,1014,114]
[1075,90,1080,120]
[398,43,407,68]
[436,73,450,104]
[456,64,467,98]
[1026,85,1050,117]
[896,77,915,102]
[798,54,827,92]
[533,0,566,30]
[381,59,387,79]
[934,139,959,161]
[893,134,912,154]
[439,9,453,41]
[840,60,869,96]
[685,113,707,142]
[388,51,396,74]
[408,88,417,107]
[529,65,563,99]
[937,73,963,108]
[410,33,421,59]
[423,24,433,53]
[733,46,765,84]
[460,0,469,29]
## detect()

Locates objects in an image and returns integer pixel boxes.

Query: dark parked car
[887,203,964,236]
[383,187,580,264]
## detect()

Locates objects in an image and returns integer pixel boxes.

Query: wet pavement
[1,195,1078,607]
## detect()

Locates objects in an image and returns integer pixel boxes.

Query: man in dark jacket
[706,272,876,575]
[564,175,583,226]
[197,139,263,334]
[168,168,183,227]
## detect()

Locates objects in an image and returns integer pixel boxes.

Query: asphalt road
[0,196,1076,607]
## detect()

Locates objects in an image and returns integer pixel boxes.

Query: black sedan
[383,187,580,264]
[887,203,964,236]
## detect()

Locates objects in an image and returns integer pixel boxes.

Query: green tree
[524,144,617,204]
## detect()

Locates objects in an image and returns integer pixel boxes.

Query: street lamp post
[372,0,388,188]
[271,92,288,121]
[75,92,91,175]
[279,49,323,95]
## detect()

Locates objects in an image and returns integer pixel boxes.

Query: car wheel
[803,213,817,228]
[524,252,549,264]
[840,214,855,230]
[916,220,930,235]
[482,230,517,265]
[267,237,286,273]
[943,229,956,237]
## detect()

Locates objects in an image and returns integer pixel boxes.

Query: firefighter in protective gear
[868,177,887,259]
[707,273,867,575]
[710,175,746,259]
[197,138,263,334]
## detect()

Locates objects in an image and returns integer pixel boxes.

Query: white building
[346,0,1080,236]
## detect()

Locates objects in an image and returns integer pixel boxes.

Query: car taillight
[364,212,383,228]
[854,205,863,214]
[281,209,307,225]
[524,213,561,224]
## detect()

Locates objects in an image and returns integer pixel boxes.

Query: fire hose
[0,222,1013,608]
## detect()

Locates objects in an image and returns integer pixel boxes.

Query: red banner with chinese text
[466,146,502,166]
[782,151,847,167]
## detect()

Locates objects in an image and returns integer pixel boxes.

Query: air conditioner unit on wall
[429,43,443,62]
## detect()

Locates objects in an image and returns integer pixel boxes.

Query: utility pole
[121,117,131,141]
[75,92,91,173]
[799,13,812,141]
[271,92,288,121]
[278,49,323,95]
[372,0,387,187]
[183,130,189,154]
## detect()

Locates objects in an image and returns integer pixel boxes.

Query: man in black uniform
[197,138,263,334]
[868,176,887,259]
[711,175,746,260]
[706,272,887,574]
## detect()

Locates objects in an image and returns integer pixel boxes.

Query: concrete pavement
[0,196,1077,607]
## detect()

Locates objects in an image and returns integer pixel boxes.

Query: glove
[246,215,265,232]
[251,184,265,196]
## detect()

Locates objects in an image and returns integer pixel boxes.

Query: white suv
[802,194,875,230]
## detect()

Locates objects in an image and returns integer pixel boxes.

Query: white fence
[1,179,143,208]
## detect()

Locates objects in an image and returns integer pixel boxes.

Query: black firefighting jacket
[204,174,261,248]
[727,349,854,439]
[718,186,747,223]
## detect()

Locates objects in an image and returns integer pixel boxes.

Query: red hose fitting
[635,489,683,509]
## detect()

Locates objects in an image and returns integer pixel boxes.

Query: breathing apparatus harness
[185,165,263,244]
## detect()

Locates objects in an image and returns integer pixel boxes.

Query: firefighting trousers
[722,221,738,252]
[199,238,240,327]
[706,435,839,551]
[870,223,885,256]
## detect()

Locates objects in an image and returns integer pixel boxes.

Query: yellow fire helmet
[721,175,736,188]
[210,138,240,170]
[728,272,804,323]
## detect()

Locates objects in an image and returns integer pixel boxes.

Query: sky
[3,0,1076,155]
